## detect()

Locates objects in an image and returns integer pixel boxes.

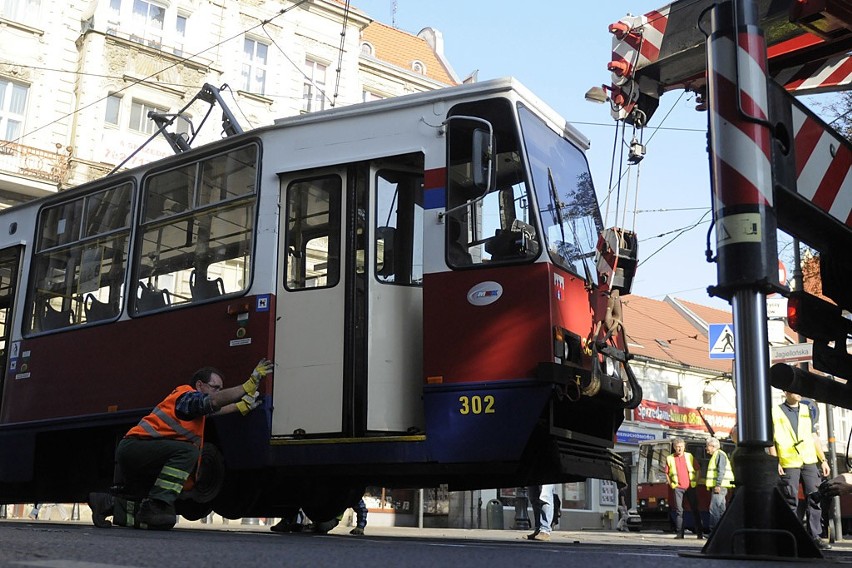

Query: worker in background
[87,359,273,530]
[665,437,704,539]
[769,391,832,550]
[705,437,734,535]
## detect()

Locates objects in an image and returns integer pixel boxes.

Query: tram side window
[285,175,341,290]
[135,144,258,313]
[25,183,133,334]
[446,99,539,268]
[375,169,423,285]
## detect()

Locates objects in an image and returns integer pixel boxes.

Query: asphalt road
[1,519,851,567]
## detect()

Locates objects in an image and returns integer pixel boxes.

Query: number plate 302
[458,395,495,415]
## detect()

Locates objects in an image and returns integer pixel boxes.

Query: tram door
[274,158,424,438]
[276,169,348,436]
[0,246,22,416]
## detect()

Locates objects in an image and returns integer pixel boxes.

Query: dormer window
[360,42,374,56]
[412,60,425,75]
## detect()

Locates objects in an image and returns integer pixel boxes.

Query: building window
[362,90,383,103]
[131,0,165,49]
[360,41,373,56]
[562,481,590,510]
[302,59,327,112]
[129,99,167,134]
[174,13,187,56]
[412,60,425,74]
[105,94,121,126]
[0,79,28,141]
[1,0,40,24]
[241,38,268,94]
[667,384,680,404]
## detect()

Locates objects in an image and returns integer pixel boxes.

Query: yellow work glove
[235,392,262,416]
[242,358,274,395]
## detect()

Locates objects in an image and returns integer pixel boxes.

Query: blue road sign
[709,323,736,359]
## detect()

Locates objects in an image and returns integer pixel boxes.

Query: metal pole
[418,488,424,529]
[733,290,773,446]
[825,402,843,542]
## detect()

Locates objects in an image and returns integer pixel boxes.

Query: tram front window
[518,104,602,280]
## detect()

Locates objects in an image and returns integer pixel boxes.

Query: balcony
[0,140,69,191]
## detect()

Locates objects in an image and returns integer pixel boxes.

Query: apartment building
[0,0,458,206]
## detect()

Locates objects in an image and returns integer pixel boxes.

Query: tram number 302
[458,395,496,415]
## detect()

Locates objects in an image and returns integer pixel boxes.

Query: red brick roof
[361,21,457,85]
[621,295,733,374]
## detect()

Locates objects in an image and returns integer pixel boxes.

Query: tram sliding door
[0,246,22,420]
[273,158,425,438]
[275,170,348,436]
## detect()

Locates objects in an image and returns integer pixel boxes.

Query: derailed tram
[0,78,640,524]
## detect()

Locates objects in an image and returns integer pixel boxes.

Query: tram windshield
[518,104,602,279]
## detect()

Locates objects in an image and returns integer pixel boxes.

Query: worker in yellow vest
[770,391,832,550]
[705,437,733,535]
[665,437,704,539]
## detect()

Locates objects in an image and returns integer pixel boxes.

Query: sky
[350,0,832,312]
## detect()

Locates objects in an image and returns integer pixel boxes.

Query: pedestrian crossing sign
[708,323,736,359]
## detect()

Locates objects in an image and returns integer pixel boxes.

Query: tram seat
[39,302,75,331]
[136,282,171,312]
[189,270,225,301]
[84,293,118,322]
[485,229,521,260]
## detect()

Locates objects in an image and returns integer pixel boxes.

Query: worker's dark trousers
[673,486,703,536]
[780,463,823,539]
[115,437,199,506]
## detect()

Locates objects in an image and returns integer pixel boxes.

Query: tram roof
[271,76,591,150]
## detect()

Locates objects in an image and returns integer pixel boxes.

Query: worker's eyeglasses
[204,382,222,391]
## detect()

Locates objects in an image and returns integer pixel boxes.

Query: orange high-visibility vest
[125,385,205,447]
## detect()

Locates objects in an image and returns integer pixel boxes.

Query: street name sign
[770,343,813,365]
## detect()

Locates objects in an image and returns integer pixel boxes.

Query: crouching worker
[88,359,273,530]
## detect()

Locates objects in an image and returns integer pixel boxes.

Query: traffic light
[786,289,852,381]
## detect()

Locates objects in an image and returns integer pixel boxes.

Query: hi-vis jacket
[666,452,697,489]
[772,403,818,468]
[125,385,205,447]
[706,449,735,488]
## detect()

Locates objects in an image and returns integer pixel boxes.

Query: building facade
[0,0,458,206]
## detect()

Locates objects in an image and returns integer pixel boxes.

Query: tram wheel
[211,469,263,519]
[175,499,214,521]
[181,443,225,504]
[301,484,364,527]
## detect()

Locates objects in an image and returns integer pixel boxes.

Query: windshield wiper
[547,167,566,246]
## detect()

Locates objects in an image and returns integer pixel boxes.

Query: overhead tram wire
[2,0,311,151]
[331,1,353,108]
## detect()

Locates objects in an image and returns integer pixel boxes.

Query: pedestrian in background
[526,484,555,541]
[666,437,704,539]
[349,497,368,535]
[705,437,734,535]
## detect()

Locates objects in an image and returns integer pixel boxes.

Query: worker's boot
[136,498,176,530]
[87,492,114,528]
